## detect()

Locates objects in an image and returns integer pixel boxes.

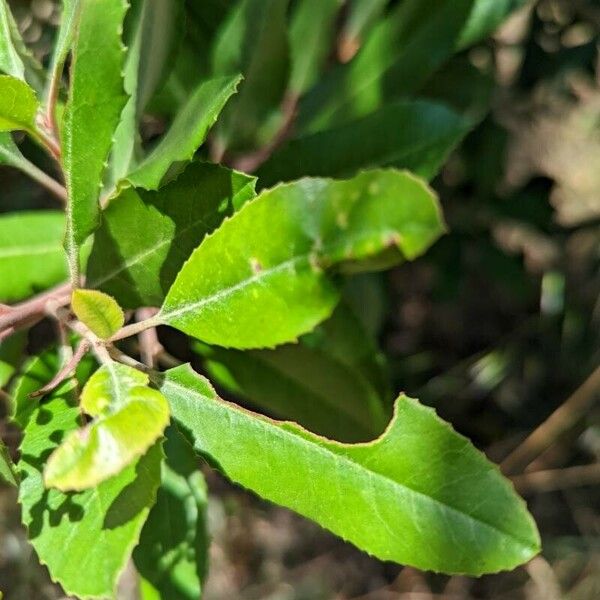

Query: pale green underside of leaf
[160,169,444,349]
[258,100,472,187]
[44,362,170,491]
[125,75,241,190]
[62,0,128,251]
[0,74,38,132]
[18,381,162,599]
[0,211,68,303]
[71,289,124,340]
[0,440,17,486]
[134,426,208,600]
[87,161,256,309]
[160,365,541,575]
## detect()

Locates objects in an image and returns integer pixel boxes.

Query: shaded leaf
[212,0,289,153]
[126,75,241,190]
[0,75,38,133]
[258,100,472,187]
[134,426,208,600]
[159,169,444,349]
[0,330,26,388]
[160,364,541,575]
[62,0,128,265]
[339,0,388,60]
[71,289,124,340]
[45,363,170,491]
[0,211,67,303]
[19,377,162,598]
[88,162,256,309]
[0,440,17,486]
[288,0,339,95]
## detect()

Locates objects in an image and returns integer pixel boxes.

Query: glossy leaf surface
[259,100,471,186]
[160,169,444,349]
[0,75,38,132]
[88,162,256,308]
[62,0,128,257]
[71,289,124,339]
[0,211,67,303]
[44,363,169,491]
[19,378,162,598]
[126,75,241,190]
[161,365,541,575]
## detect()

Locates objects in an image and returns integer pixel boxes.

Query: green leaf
[87,162,257,309]
[62,0,128,264]
[125,75,241,190]
[44,362,170,491]
[49,1,81,74]
[18,378,162,598]
[0,440,17,486]
[160,364,541,575]
[0,75,38,133]
[339,0,388,59]
[0,0,25,79]
[134,426,208,600]
[258,100,472,187]
[71,289,125,339]
[288,0,339,95]
[211,0,289,153]
[458,0,527,49]
[0,330,26,388]
[299,0,473,132]
[0,211,68,303]
[159,169,444,349]
[106,0,185,188]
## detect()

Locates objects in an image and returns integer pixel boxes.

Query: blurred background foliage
[1,0,599,598]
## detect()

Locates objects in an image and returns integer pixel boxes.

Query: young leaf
[0,211,68,303]
[258,100,472,187]
[211,0,289,153]
[160,364,541,575]
[125,75,241,190]
[87,162,256,308]
[199,340,387,442]
[159,169,444,349]
[134,426,208,600]
[44,362,170,491]
[0,440,17,486]
[0,75,38,133]
[62,0,128,268]
[288,0,339,95]
[71,289,125,339]
[19,379,162,598]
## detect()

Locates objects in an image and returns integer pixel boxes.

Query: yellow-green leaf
[44,363,170,491]
[0,74,38,133]
[71,288,124,339]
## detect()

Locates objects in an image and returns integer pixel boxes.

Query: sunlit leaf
[71,289,124,339]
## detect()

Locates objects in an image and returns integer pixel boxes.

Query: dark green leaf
[258,100,472,186]
[211,0,289,153]
[134,426,208,600]
[159,169,444,349]
[160,364,541,575]
[18,378,162,598]
[0,440,17,486]
[0,330,26,388]
[88,162,256,309]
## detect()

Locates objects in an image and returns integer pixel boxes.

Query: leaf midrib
[164,377,535,554]
[0,243,61,258]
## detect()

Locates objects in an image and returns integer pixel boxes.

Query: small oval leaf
[72,288,125,339]
[0,74,38,132]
